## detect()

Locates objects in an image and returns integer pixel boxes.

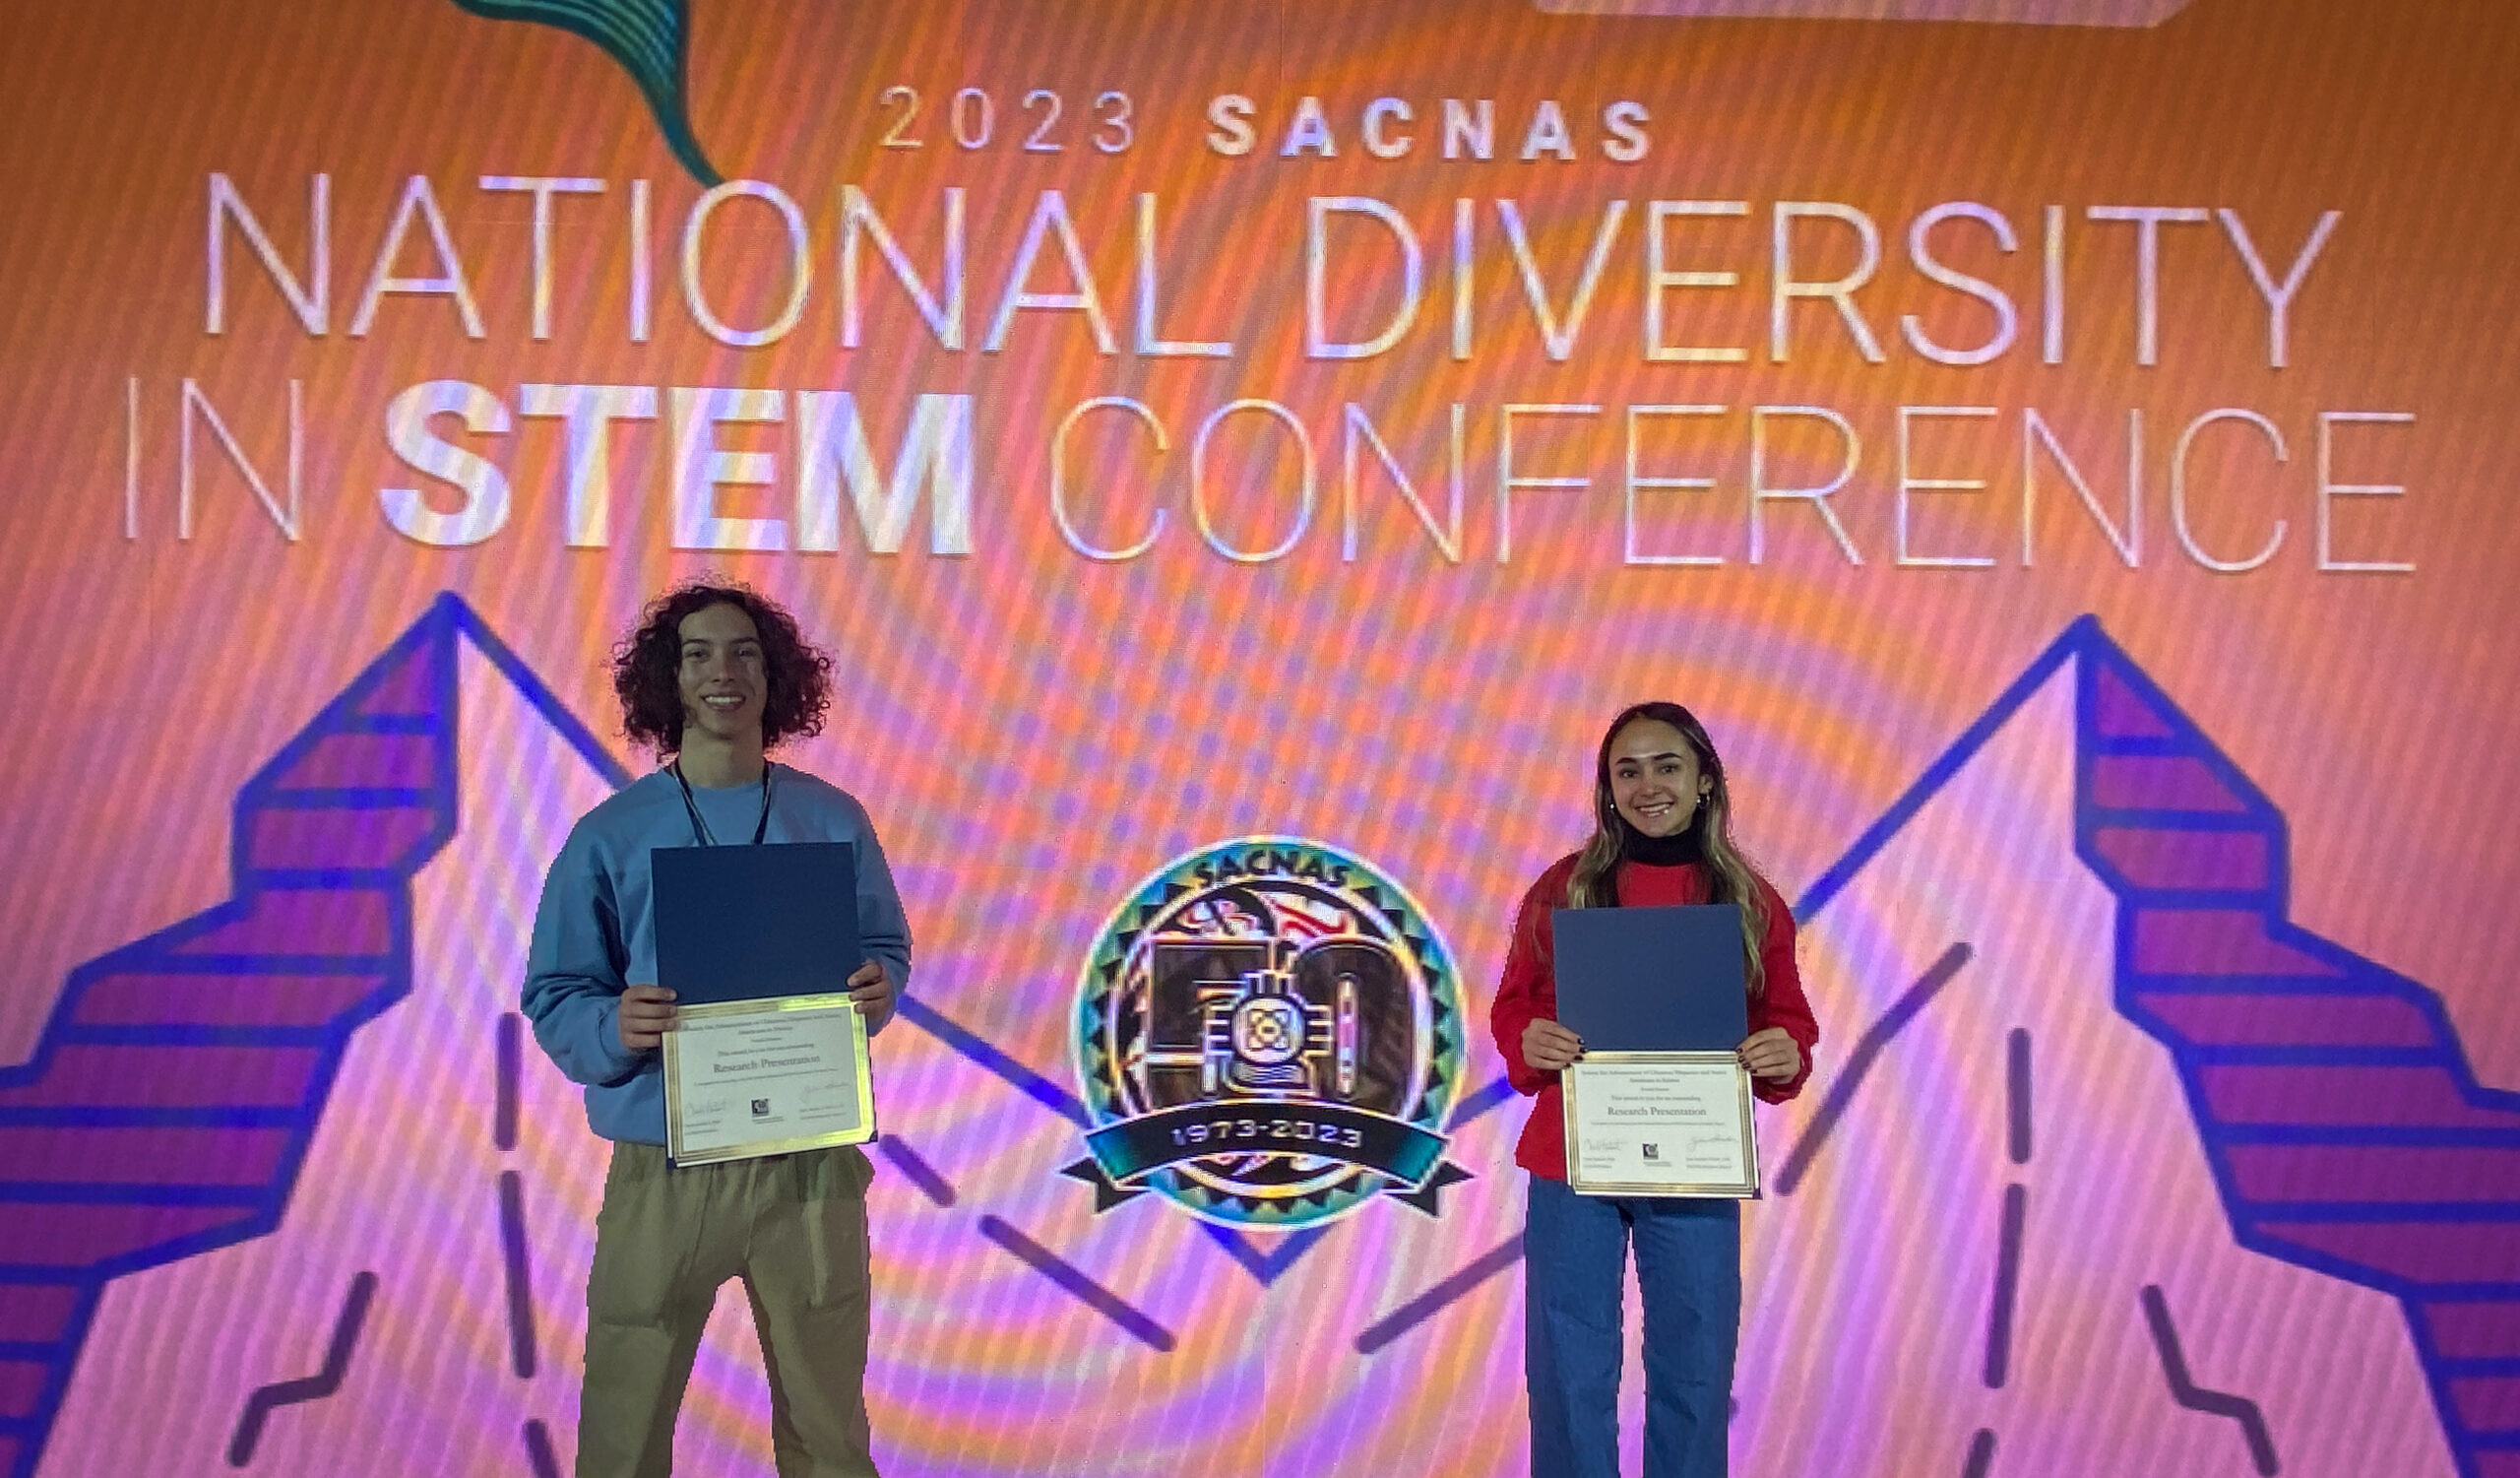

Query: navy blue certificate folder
[1550,904,1748,1051]
[651,842,861,1006]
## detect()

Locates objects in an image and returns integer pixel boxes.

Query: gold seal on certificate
[662,993,876,1166]
[1560,1050,1759,1198]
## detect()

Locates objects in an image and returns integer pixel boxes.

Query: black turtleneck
[1619,818,1705,868]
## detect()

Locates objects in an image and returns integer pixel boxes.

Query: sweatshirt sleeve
[1748,876,1820,1105]
[850,800,914,1030]
[520,827,646,1088]
[1489,861,1572,1097]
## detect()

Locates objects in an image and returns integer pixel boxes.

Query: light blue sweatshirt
[520,764,914,1144]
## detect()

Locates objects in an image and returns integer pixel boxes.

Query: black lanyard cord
[670,759,775,847]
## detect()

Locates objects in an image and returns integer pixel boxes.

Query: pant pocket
[790,1142,874,1201]
[588,1143,708,1327]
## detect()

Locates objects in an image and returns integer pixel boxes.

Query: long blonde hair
[1565,702,1771,995]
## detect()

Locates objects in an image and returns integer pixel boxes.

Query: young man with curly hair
[523,581,911,1478]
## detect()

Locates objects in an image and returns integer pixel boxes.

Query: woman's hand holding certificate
[1736,1025,1802,1082]
[1522,1018,1585,1072]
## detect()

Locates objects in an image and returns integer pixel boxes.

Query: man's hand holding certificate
[652,841,878,1166]
[1550,904,1760,1197]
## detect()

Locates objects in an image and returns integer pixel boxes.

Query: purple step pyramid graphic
[2073,639,2520,1478]
[1735,616,2520,1478]
[0,597,625,1478]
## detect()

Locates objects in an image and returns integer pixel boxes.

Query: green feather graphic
[454,0,724,185]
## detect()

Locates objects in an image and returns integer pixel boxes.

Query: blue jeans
[1524,1175,1739,1478]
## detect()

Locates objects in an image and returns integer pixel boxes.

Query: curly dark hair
[611,581,833,754]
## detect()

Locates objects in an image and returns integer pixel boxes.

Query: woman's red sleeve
[1489,862,1570,1096]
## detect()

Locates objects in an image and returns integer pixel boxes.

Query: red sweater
[1488,853,1820,1181]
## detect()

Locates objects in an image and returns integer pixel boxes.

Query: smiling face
[1606,717,1712,838]
[674,601,768,750]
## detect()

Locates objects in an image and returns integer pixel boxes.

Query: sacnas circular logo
[1067,838,1468,1230]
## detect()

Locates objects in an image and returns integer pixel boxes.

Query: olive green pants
[576,1141,878,1477]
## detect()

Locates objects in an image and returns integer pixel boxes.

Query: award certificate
[1561,1050,1758,1198]
[662,993,875,1166]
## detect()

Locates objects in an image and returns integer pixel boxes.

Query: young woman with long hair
[1489,701,1821,1477]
